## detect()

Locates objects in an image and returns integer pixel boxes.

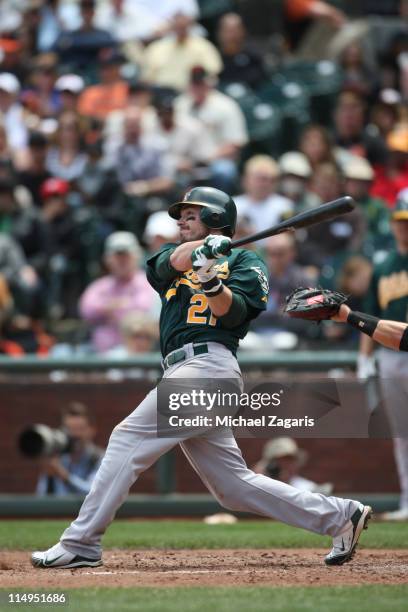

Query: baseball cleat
[325,504,372,566]
[379,508,408,521]
[31,542,102,569]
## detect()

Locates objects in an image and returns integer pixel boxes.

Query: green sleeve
[218,293,248,328]
[225,250,269,317]
[145,243,179,292]
[363,266,380,317]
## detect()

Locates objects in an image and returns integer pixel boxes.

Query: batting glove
[204,235,232,258]
[191,246,223,296]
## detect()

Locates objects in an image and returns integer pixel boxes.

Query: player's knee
[213,485,246,512]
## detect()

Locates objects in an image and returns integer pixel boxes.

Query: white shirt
[175,90,248,155]
[235,193,294,233]
[146,114,213,165]
[2,103,28,151]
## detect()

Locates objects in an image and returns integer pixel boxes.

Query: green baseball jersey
[364,250,408,321]
[146,244,269,357]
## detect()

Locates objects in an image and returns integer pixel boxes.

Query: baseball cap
[55,74,85,94]
[144,211,179,242]
[40,178,69,200]
[392,189,408,220]
[104,232,140,255]
[262,437,307,465]
[279,152,311,178]
[0,72,20,94]
[343,156,374,181]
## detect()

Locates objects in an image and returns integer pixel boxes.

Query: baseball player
[357,192,408,521]
[31,187,371,569]
[331,303,408,352]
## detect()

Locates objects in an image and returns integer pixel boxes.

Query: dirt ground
[0,549,407,588]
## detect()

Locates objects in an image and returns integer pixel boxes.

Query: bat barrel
[231,196,355,248]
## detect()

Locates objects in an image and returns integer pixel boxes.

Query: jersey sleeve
[145,243,179,293]
[225,250,269,316]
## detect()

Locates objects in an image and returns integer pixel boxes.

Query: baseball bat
[230,196,355,248]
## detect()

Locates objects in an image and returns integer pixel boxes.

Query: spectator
[0,231,40,317]
[299,124,336,170]
[253,437,333,494]
[255,233,316,332]
[343,156,392,252]
[76,140,123,231]
[46,111,88,183]
[143,210,179,253]
[283,0,346,55]
[104,312,159,359]
[338,41,378,98]
[143,12,222,91]
[17,131,51,208]
[55,73,85,113]
[53,0,116,74]
[94,0,151,46]
[114,106,174,198]
[79,231,157,353]
[148,96,213,185]
[216,13,266,90]
[0,270,52,356]
[0,121,15,173]
[369,89,401,142]
[301,162,365,265]
[21,52,60,118]
[235,155,294,233]
[0,176,50,300]
[0,34,26,83]
[40,177,98,319]
[36,402,104,496]
[0,72,28,166]
[78,48,129,120]
[278,151,317,211]
[103,82,159,166]
[175,66,248,192]
[333,90,388,166]
[371,127,408,206]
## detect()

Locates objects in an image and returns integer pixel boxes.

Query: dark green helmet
[168,186,237,236]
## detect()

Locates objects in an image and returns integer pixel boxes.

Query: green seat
[198,0,234,18]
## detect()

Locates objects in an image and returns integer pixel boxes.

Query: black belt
[162,343,209,370]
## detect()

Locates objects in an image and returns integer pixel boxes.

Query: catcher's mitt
[284,287,348,321]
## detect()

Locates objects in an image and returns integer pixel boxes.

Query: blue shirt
[36,446,104,496]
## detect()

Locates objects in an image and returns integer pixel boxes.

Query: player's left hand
[191,246,217,283]
[204,235,232,258]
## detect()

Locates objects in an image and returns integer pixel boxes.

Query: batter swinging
[31,187,371,569]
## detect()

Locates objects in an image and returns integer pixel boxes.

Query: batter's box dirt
[1,550,407,588]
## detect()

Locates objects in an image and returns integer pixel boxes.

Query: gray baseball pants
[378,348,408,510]
[60,342,359,559]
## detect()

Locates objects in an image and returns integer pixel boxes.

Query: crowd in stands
[0,0,408,357]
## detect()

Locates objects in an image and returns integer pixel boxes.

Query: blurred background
[1,0,408,518]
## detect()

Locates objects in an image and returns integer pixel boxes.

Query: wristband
[347,310,379,337]
[399,326,408,352]
[201,276,223,296]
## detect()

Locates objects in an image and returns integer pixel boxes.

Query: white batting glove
[204,235,232,258]
[191,246,223,295]
[357,354,377,379]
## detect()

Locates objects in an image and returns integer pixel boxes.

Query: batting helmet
[168,186,237,236]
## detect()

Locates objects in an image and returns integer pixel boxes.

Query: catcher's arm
[333,304,408,352]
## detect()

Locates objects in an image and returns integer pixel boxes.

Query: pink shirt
[79,271,156,352]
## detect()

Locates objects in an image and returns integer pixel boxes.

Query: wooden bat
[231,196,355,248]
